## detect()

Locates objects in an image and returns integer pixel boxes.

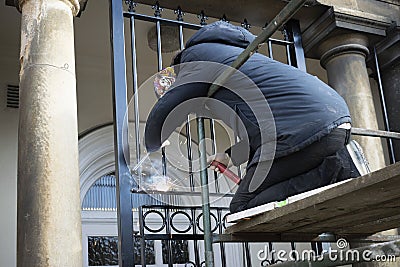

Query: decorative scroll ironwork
[143,209,166,233]
[196,212,219,233]
[170,210,193,233]
[141,205,228,238]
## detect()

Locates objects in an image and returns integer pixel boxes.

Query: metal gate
[109,0,323,266]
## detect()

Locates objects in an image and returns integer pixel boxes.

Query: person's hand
[207,153,231,174]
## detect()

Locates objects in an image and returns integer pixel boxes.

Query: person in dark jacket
[144,21,361,213]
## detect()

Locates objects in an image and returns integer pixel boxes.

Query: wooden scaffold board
[225,162,400,237]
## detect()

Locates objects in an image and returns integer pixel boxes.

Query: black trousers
[230,128,360,213]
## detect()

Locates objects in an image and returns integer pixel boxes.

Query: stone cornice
[303,7,392,57]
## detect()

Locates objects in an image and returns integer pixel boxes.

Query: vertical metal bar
[186,115,195,191]
[197,117,215,267]
[178,25,196,192]
[155,19,168,176]
[165,208,173,267]
[269,242,276,264]
[235,136,242,193]
[241,243,246,267]
[139,207,146,267]
[217,209,226,267]
[109,0,135,266]
[311,241,323,255]
[112,176,116,210]
[244,242,252,267]
[374,46,395,164]
[156,21,163,71]
[191,208,201,267]
[129,16,141,167]
[268,40,274,59]
[179,24,185,50]
[290,242,297,261]
[285,20,307,71]
[210,119,220,192]
[286,44,292,66]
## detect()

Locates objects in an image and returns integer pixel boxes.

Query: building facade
[0,0,399,266]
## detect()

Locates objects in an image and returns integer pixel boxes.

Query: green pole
[197,117,215,267]
[207,0,308,97]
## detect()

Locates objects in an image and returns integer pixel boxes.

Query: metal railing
[109,0,316,266]
[109,0,398,266]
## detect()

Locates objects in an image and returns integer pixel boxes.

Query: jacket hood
[185,21,255,49]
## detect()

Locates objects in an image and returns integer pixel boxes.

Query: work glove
[207,153,231,174]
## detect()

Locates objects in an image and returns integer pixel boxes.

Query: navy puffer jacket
[144,21,351,166]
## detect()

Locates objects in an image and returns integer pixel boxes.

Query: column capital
[302,7,392,59]
[18,0,80,16]
[319,34,370,68]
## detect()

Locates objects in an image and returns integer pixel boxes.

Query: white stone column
[319,33,386,171]
[17,1,82,266]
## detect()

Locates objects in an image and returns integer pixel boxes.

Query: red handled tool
[210,160,241,185]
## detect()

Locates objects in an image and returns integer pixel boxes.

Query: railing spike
[174,6,185,21]
[241,18,251,30]
[220,14,229,23]
[152,1,163,17]
[124,0,137,12]
[198,10,208,26]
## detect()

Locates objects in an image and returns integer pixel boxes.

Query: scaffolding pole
[197,117,215,267]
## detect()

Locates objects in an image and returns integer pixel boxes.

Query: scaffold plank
[225,162,400,235]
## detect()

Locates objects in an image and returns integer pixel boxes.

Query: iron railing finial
[198,10,208,26]
[241,18,251,30]
[124,0,137,12]
[174,6,185,21]
[152,1,163,17]
[220,14,229,23]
